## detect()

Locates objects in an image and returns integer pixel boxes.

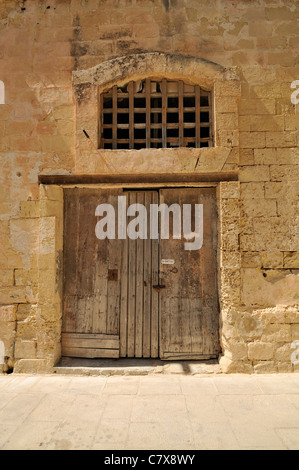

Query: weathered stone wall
[0,0,298,373]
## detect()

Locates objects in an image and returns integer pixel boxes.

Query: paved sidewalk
[0,373,299,450]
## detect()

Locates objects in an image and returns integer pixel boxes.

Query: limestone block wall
[0,0,298,373]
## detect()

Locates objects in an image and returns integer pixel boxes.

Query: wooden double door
[62,187,219,360]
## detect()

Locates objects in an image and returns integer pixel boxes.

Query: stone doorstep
[53,358,222,377]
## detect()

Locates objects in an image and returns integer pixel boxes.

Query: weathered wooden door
[62,187,219,360]
[159,188,219,359]
[62,188,122,358]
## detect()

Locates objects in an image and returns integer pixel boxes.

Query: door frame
[38,178,241,366]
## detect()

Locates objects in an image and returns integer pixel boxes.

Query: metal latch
[153,284,166,292]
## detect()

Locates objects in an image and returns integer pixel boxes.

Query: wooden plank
[93,229,108,334]
[120,195,129,357]
[62,347,119,359]
[151,190,159,358]
[40,172,239,186]
[135,191,144,357]
[106,191,121,335]
[161,79,167,148]
[103,106,211,114]
[142,191,152,358]
[128,81,134,149]
[159,188,219,360]
[75,191,96,334]
[63,188,122,358]
[62,337,119,350]
[62,333,119,341]
[62,189,79,332]
[75,296,91,334]
[179,80,184,147]
[209,89,214,147]
[62,295,77,334]
[146,78,151,148]
[93,192,106,334]
[112,85,117,149]
[195,85,201,148]
[99,91,104,148]
[161,353,218,360]
[127,191,137,357]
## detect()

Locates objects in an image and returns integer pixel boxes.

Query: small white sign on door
[161,259,175,265]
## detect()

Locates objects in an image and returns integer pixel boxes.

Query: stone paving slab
[0,374,298,450]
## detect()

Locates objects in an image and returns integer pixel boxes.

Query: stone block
[16,304,37,322]
[239,131,266,149]
[265,6,295,21]
[240,182,265,199]
[219,181,240,199]
[226,340,248,361]
[219,356,253,374]
[221,199,240,217]
[39,217,56,255]
[216,113,239,131]
[0,270,14,286]
[242,198,277,217]
[241,252,261,268]
[20,201,40,218]
[15,269,38,286]
[13,359,53,374]
[266,132,297,148]
[40,200,63,218]
[14,340,37,359]
[217,130,239,147]
[284,252,299,269]
[0,305,17,322]
[16,319,37,341]
[239,166,270,182]
[264,182,282,199]
[254,148,277,165]
[250,115,284,132]
[277,363,293,373]
[292,324,299,341]
[0,287,28,305]
[216,97,238,114]
[38,305,62,322]
[215,81,241,97]
[260,251,284,269]
[221,251,241,269]
[253,361,277,374]
[261,324,292,343]
[275,344,292,362]
[242,268,299,307]
[38,270,61,305]
[248,342,275,361]
[39,185,63,202]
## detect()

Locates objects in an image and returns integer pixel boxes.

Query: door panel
[119,191,159,358]
[62,188,122,358]
[62,187,219,361]
[159,188,219,360]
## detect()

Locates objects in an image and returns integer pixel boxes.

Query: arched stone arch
[73,52,241,174]
[0,80,4,104]
[73,52,237,92]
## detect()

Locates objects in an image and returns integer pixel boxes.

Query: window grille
[100,79,213,150]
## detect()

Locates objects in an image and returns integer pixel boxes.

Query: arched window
[100,78,213,150]
[0,81,4,105]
